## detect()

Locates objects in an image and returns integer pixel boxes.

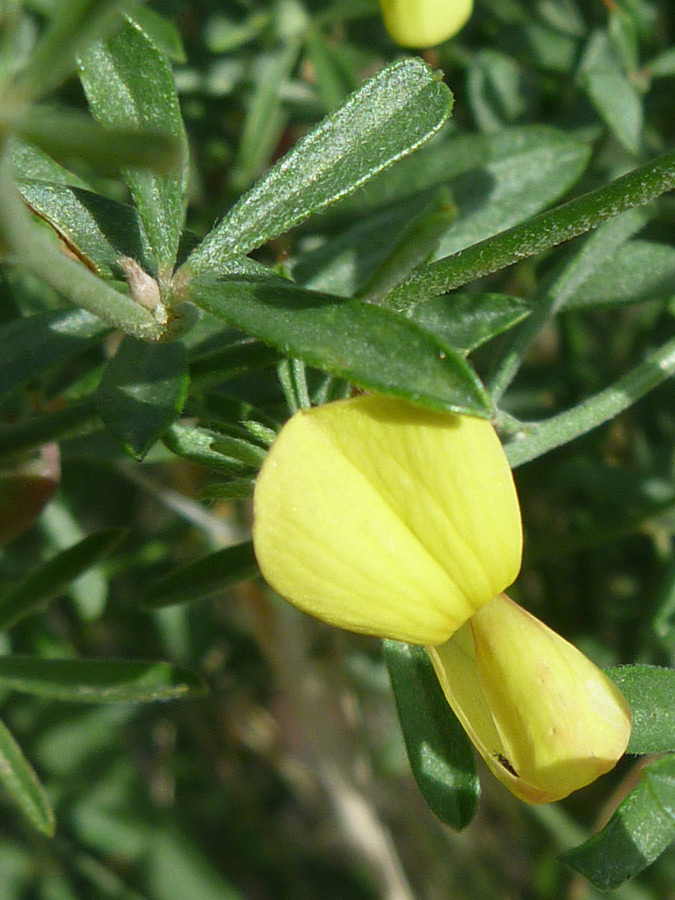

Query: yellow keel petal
[428,595,631,803]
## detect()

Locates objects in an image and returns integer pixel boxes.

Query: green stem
[505,335,675,468]
[0,152,163,340]
[387,148,675,310]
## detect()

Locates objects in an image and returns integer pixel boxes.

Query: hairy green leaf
[187,58,454,271]
[78,17,188,268]
[96,337,188,459]
[0,310,109,398]
[562,754,675,889]
[189,275,492,416]
[607,665,675,754]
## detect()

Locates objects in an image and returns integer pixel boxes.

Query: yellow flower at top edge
[253,394,522,645]
[379,0,474,48]
[252,394,631,802]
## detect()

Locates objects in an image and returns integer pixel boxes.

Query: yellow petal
[428,594,632,803]
[253,395,521,644]
[379,0,473,47]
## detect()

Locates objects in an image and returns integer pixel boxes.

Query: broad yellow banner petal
[379,0,473,47]
[253,395,521,644]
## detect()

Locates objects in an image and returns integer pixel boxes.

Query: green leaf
[144,541,258,609]
[9,135,89,187]
[0,656,206,702]
[78,17,188,268]
[579,30,643,155]
[96,337,188,460]
[0,717,54,837]
[408,293,531,354]
[230,40,301,191]
[650,46,675,78]
[431,127,591,261]
[0,400,99,461]
[0,528,125,631]
[189,275,492,416]
[18,179,151,278]
[292,192,440,298]
[467,49,528,133]
[131,6,186,62]
[163,423,263,476]
[562,754,675,890]
[384,641,479,830]
[387,148,675,307]
[359,194,458,305]
[0,310,109,398]
[320,126,589,242]
[566,239,675,308]
[15,0,143,99]
[189,338,282,388]
[606,665,675,754]
[11,107,183,177]
[304,33,357,113]
[187,57,454,271]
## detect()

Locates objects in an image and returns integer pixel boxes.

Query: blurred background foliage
[1,0,675,898]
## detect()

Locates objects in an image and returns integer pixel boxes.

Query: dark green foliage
[0,0,674,897]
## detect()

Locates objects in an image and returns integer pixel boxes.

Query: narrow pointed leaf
[231,40,300,191]
[189,276,492,416]
[187,58,454,271]
[96,337,188,459]
[319,126,590,242]
[567,239,675,309]
[78,17,188,268]
[0,528,125,631]
[387,148,675,307]
[144,541,258,609]
[409,293,530,353]
[0,717,54,836]
[579,31,643,155]
[385,640,479,830]
[189,339,282,387]
[0,656,206,702]
[18,179,150,278]
[562,754,675,890]
[0,310,109,398]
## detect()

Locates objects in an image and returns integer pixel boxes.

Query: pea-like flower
[253,395,631,802]
[379,0,473,48]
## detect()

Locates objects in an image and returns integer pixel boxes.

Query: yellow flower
[427,594,631,803]
[379,0,473,48]
[253,394,631,802]
[253,394,522,645]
